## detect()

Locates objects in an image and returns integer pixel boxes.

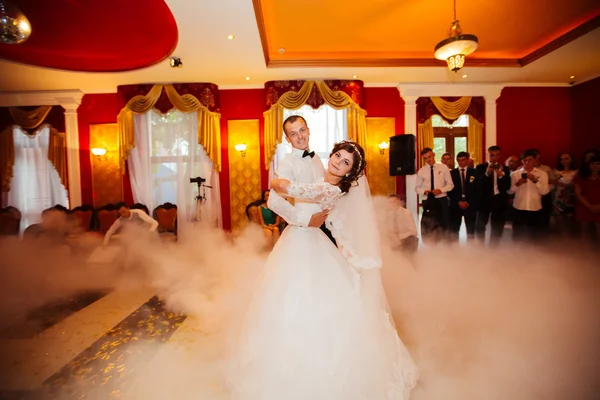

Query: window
[270,104,347,178]
[432,115,468,163]
[7,126,69,230]
[128,110,222,227]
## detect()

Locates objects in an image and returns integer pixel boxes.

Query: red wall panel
[497,87,572,167]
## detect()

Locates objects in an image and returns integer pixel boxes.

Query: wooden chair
[92,204,119,233]
[70,205,95,232]
[153,202,178,239]
[0,206,21,236]
[130,203,149,215]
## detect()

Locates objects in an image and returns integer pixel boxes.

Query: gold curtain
[1,106,68,192]
[418,96,483,168]
[263,81,368,170]
[468,116,483,166]
[430,97,472,121]
[0,126,14,192]
[117,84,222,172]
[417,118,434,169]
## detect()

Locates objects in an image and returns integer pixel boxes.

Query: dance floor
[0,288,192,399]
[1,230,599,400]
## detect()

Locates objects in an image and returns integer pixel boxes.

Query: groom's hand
[308,211,328,227]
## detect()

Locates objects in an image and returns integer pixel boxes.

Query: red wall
[571,77,600,159]
[363,87,406,196]
[73,84,586,225]
[497,87,572,166]
[77,93,125,206]
[219,89,266,230]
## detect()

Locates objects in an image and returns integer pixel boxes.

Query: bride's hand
[271,178,291,195]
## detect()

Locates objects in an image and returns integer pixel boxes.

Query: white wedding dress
[228,179,418,400]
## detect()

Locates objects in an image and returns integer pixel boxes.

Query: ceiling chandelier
[0,0,31,44]
[434,0,478,72]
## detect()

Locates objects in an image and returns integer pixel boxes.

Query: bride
[228,141,418,400]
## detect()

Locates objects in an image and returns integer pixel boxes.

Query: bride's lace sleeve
[285,181,342,209]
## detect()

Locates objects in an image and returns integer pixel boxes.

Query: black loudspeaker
[389,134,416,176]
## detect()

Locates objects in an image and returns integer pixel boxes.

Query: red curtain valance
[417,96,485,124]
[0,106,65,134]
[265,80,364,110]
[117,83,221,114]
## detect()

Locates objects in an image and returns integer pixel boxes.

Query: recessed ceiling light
[462,74,468,78]
[227,34,235,40]
[352,75,357,79]
[569,75,575,79]
[278,48,285,54]
[245,76,250,80]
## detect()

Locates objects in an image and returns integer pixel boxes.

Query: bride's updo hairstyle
[330,140,366,193]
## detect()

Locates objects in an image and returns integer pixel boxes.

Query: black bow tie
[302,150,315,158]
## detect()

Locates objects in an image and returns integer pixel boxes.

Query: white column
[401,95,419,218]
[60,101,82,207]
[484,90,502,148]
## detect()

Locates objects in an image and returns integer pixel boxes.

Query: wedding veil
[327,175,395,328]
[327,175,382,271]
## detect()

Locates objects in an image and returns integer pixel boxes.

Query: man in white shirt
[267,115,331,241]
[415,147,454,238]
[508,149,549,240]
[387,194,418,254]
[532,149,556,232]
[103,203,159,246]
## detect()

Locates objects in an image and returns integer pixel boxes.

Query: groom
[267,115,334,243]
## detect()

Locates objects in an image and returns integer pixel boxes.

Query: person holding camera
[508,149,550,241]
[475,145,511,245]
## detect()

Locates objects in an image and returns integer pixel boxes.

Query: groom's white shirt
[268,147,325,226]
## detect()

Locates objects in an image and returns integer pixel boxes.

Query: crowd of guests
[415,146,600,246]
[243,145,600,253]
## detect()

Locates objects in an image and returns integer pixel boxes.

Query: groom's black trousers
[320,224,337,247]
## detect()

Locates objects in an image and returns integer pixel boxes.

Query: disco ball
[0,0,31,44]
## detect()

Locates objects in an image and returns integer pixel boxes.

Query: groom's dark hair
[282,115,307,136]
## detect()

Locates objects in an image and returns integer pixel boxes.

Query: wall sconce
[378,141,389,155]
[91,147,107,160]
[91,147,107,156]
[234,143,247,157]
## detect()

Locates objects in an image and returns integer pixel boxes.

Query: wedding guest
[508,149,549,241]
[387,194,418,254]
[574,156,600,244]
[475,146,511,245]
[245,201,261,224]
[416,147,453,241]
[441,152,454,170]
[581,149,600,167]
[102,203,158,246]
[505,155,520,172]
[258,190,281,249]
[532,149,556,231]
[448,152,481,241]
[552,153,578,236]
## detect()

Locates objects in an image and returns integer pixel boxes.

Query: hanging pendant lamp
[434,0,478,72]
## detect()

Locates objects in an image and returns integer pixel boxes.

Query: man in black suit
[448,152,481,241]
[475,145,511,245]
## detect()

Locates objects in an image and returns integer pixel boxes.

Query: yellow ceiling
[255,0,600,66]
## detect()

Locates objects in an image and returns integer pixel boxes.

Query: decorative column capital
[0,90,83,108]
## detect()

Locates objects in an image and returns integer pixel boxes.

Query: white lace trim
[285,181,342,211]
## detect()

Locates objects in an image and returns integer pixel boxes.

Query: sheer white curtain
[270,105,347,182]
[7,125,69,231]
[129,109,222,228]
